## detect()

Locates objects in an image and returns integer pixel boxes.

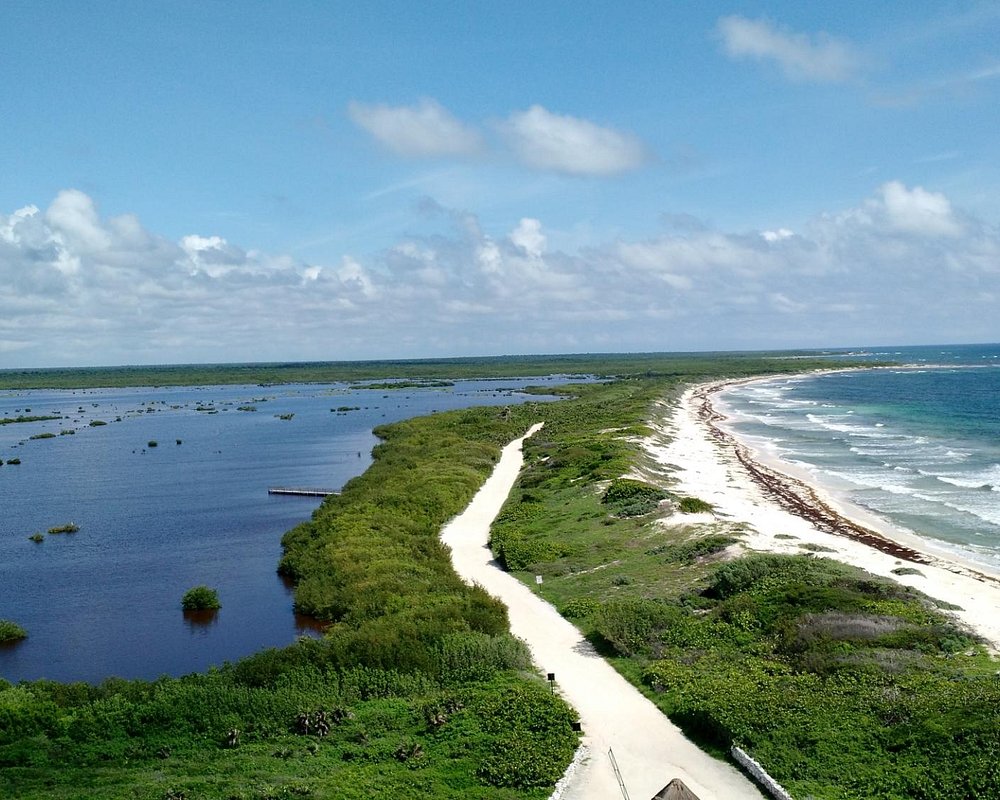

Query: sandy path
[441,423,764,800]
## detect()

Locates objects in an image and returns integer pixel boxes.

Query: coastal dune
[441,423,764,800]
[651,381,1000,651]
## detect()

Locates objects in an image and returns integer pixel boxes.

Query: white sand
[649,382,1000,651]
[441,423,764,800]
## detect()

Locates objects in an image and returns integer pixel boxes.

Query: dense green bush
[647,534,737,563]
[436,632,532,684]
[0,620,27,643]
[180,586,221,611]
[676,496,713,514]
[474,681,579,788]
[602,478,665,505]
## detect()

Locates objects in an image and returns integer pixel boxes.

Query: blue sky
[2,1,999,366]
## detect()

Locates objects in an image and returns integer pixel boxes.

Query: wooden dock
[268,488,339,497]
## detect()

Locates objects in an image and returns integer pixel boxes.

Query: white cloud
[45,189,112,256]
[502,105,651,176]
[717,15,860,83]
[1,183,997,365]
[876,180,963,237]
[347,98,483,158]
[509,218,546,258]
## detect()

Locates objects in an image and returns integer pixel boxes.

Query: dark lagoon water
[0,377,567,683]
[718,344,1000,569]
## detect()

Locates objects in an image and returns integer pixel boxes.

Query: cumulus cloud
[876,181,963,237]
[347,98,483,157]
[1,183,997,365]
[501,105,650,176]
[717,15,860,82]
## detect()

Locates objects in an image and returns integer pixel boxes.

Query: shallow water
[718,344,1000,569]
[0,377,566,682]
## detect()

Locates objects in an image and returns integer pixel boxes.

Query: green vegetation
[355,380,456,390]
[28,432,56,440]
[89,419,108,426]
[28,533,45,543]
[601,478,667,518]
[147,440,158,447]
[6,457,21,465]
[180,586,221,612]
[1,397,586,799]
[48,523,79,534]
[0,414,61,425]
[892,566,924,577]
[483,376,1000,800]
[276,413,294,420]
[0,620,27,643]
[676,496,713,514]
[1,353,900,799]
[0,350,866,390]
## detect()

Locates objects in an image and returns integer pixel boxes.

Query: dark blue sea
[718,344,1000,570]
[0,377,568,683]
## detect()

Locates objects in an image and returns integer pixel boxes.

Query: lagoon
[0,377,565,683]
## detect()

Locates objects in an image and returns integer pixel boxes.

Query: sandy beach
[441,423,764,800]
[649,378,1000,651]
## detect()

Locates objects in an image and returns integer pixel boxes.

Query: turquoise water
[0,378,568,682]
[718,344,1000,569]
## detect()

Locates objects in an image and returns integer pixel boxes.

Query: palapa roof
[650,778,701,800]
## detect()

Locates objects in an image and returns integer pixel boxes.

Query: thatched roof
[650,778,701,800]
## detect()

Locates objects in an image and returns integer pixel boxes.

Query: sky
[2,1,999,367]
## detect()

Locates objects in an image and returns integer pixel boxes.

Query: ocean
[0,377,568,683]
[717,343,1000,570]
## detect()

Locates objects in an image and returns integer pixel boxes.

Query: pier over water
[267,487,338,497]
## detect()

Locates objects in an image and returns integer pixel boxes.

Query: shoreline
[649,375,1000,650]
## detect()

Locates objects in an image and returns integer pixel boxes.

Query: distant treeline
[0,350,867,390]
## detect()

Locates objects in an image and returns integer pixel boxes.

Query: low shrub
[648,534,737,563]
[677,496,713,514]
[474,680,579,788]
[47,523,79,534]
[0,620,27,643]
[181,586,221,611]
[602,478,665,505]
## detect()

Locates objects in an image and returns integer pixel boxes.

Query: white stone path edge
[440,423,764,800]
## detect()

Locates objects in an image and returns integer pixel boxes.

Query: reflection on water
[183,609,220,634]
